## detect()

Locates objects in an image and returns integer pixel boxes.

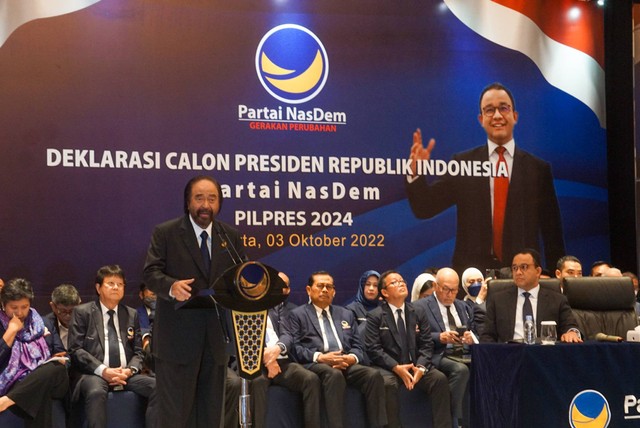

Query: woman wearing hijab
[460,268,488,334]
[410,272,436,302]
[0,278,68,427]
[460,268,488,305]
[346,270,380,329]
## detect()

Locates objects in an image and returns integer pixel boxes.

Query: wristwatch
[417,365,428,375]
[128,366,139,375]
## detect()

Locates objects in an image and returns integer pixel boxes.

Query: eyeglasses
[440,286,458,295]
[55,307,74,316]
[104,281,125,289]
[482,104,512,117]
[511,264,534,273]
[314,283,335,291]
[386,280,406,288]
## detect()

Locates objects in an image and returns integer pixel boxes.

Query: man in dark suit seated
[283,271,387,428]
[480,249,583,343]
[414,267,478,428]
[45,283,82,351]
[68,265,156,428]
[365,270,452,428]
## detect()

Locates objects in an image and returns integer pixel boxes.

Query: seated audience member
[480,249,582,343]
[45,283,82,351]
[555,256,582,281]
[603,267,623,277]
[136,283,156,335]
[365,270,452,428]
[591,260,610,277]
[0,278,69,428]
[68,265,156,428]
[283,271,387,428]
[460,268,487,306]
[250,272,321,428]
[415,268,477,428]
[622,272,640,314]
[410,273,436,302]
[346,270,381,331]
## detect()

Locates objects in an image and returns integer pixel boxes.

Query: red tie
[493,146,509,261]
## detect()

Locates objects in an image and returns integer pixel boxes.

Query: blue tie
[321,310,340,352]
[200,231,211,275]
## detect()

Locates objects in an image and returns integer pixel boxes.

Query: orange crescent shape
[265,50,323,94]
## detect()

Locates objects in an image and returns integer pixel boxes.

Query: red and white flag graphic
[446,0,605,127]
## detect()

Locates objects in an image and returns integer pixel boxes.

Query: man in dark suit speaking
[406,82,565,272]
[480,249,582,343]
[143,175,246,428]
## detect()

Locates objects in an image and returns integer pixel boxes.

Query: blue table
[471,342,640,428]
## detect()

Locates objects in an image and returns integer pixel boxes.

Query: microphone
[595,333,623,342]
[213,221,245,265]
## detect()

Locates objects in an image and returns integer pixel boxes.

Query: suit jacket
[414,295,475,365]
[43,312,66,353]
[406,144,565,271]
[135,305,152,335]
[282,303,364,365]
[480,285,578,343]
[364,301,434,371]
[68,301,144,374]
[142,215,245,364]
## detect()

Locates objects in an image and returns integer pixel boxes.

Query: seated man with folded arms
[68,265,156,428]
[365,270,452,428]
[283,271,387,428]
[481,249,582,343]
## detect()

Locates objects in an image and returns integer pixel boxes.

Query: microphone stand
[214,221,253,428]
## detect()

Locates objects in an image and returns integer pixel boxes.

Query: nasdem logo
[256,24,328,104]
[569,390,611,428]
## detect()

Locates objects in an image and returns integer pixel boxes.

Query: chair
[563,276,638,340]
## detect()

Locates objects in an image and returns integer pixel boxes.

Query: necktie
[522,292,534,325]
[321,310,340,352]
[446,305,458,331]
[200,230,211,275]
[107,310,121,368]
[493,146,509,261]
[396,309,410,364]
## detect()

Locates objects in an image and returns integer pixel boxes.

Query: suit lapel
[304,304,322,337]
[427,297,446,332]
[92,302,106,356]
[506,288,518,336]
[405,304,417,358]
[117,305,130,360]
[383,303,403,349]
[454,300,469,327]
[329,306,346,345]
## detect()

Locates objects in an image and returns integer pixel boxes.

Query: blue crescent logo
[255,24,329,104]
[569,390,611,428]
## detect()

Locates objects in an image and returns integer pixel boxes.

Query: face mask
[143,297,157,310]
[467,281,482,297]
